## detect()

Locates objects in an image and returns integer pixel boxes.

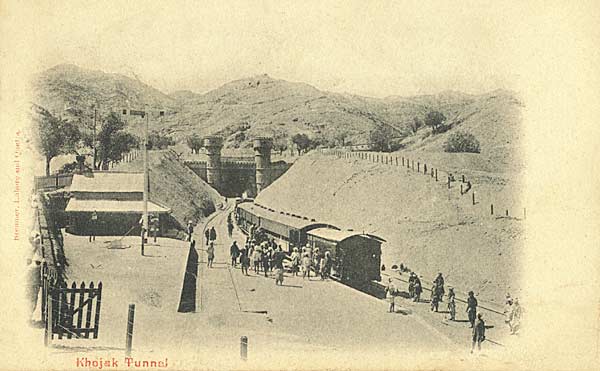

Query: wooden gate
[44,274,103,345]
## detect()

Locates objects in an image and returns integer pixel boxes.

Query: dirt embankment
[256,152,525,306]
[114,150,222,236]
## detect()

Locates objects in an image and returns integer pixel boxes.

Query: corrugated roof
[307,228,385,243]
[70,172,144,193]
[237,202,335,231]
[66,199,170,213]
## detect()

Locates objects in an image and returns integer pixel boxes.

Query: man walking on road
[230,241,240,267]
[466,291,478,328]
[471,313,486,353]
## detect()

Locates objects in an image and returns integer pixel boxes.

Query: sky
[0,0,547,98]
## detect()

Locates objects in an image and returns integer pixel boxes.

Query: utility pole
[142,105,149,256]
[128,107,150,256]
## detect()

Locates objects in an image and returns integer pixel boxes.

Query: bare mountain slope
[256,152,524,305]
[33,64,523,173]
[113,150,222,236]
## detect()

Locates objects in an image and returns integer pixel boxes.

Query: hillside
[255,152,525,306]
[113,150,222,236]
[33,64,524,173]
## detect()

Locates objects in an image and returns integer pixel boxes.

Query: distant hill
[33,64,523,171]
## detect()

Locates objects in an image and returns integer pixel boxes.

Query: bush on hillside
[424,110,447,134]
[369,124,393,152]
[444,131,481,153]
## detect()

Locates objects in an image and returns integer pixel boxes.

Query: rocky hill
[112,150,222,237]
[33,64,523,172]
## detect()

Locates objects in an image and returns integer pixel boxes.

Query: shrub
[444,131,481,153]
[424,110,447,134]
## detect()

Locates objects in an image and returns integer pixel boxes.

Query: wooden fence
[34,174,73,191]
[45,277,103,344]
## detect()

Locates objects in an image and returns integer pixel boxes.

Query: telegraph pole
[142,105,149,256]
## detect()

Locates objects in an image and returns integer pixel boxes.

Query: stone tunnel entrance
[183,136,292,198]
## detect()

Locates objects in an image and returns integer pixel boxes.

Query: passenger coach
[235,202,337,252]
[306,228,384,283]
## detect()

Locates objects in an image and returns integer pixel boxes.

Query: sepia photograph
[1,1,599,370]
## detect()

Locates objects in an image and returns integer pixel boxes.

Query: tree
[424,110,447,134]
[409,117,423,134]
[291,133,311,155]
[369,124,393,152]
[32,105,81,176]
[444,131,481,153]
[148,132,175,150]
[96,112,139,170]
[334,130,350,147]
[186,134,203,154]
[273,134,288,156]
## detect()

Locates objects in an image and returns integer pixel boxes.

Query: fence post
[462,175,465,183]
[424,164,427,174]
[411,160,414,170]
[125,304,135,356]
[506,210,509,217]
[395,157,398,166]
[435,169,438,181]
[240,336,248,361]
[55,174,59,188]
[491,204,494,215]
[417,162,420,172]
[460,184,463,195]
[402,157,404,166]
[447,176,450,189]
[472,192,476,205]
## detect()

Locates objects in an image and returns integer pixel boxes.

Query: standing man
[466,291,478,328]
[209,226,217,243]
[471,313,486,353]
[25,257,42,321]
[204,228,210,245]
[89,210,98,242]
[186,221,194,242]
[273,247,286,285]
[150,214,160,243]
[227,220,234,238]
[413,276,422,302]
[447,287,456,321]
[230,241,240,267]
[385,278,397,313]
[239,245,249,276]
[434,272,445,301]
[408,272,417,298]
[206,242,215,268]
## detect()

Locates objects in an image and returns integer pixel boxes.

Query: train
[235,201,385,288]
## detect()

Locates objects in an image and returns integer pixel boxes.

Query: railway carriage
[235,201,385,294]
[235,202,337,252]
[306,228,384,283]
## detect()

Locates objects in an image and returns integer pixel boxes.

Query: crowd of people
[204,216,334,286]
[205,211,523,353]
[385,269,523,353]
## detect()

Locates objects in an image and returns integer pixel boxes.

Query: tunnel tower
[253,137,273,193]
[202,136,223,189]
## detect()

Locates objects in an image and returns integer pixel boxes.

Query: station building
[65,172,171,236]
